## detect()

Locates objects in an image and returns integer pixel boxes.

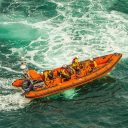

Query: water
[0,0,128,127]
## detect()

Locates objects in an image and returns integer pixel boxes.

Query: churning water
[0,0,128,128]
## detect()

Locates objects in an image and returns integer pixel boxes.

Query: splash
[0,79,31,111]
[0,93,30,111]
[62,89,77,99]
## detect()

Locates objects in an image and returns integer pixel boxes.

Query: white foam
[63,89,77,99]
[0,79,31,111]
[0,93,31,111]
[1,66,20,73]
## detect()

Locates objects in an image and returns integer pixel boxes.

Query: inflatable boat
[12,53,122,99]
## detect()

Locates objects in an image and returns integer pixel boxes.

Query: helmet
[20,62,27,70]
[90,58,93,61]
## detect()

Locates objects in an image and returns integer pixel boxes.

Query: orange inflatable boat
[12,53,122,99]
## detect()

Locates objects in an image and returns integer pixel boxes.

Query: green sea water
[0,0,128,128]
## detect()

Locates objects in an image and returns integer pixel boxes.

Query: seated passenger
[66,65,75,75]
[72,57,81,75]
[43,70,54,81]
[59,65,71,81]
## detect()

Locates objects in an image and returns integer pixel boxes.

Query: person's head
[73,57,78,63]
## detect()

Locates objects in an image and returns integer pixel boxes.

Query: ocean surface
[0,0,128,128]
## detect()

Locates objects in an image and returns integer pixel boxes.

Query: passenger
[48,70,55,80]
[59,65,71,81]
[65,65,75,75]
[72,57,81,75]
[43,70,54,81]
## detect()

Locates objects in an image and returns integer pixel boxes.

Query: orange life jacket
[60,68,69,76]
[72,58,80,68]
